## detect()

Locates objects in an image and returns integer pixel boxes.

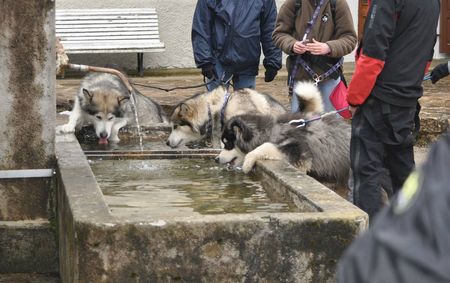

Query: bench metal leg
[137,52,144,77]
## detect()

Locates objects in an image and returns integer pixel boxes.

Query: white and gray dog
[217,82,351,187]
[166,86,287,148]
[57,72,168,144]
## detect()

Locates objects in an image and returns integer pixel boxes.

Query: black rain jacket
[337,133,450,283]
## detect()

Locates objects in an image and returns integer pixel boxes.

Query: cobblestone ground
[56,63,450,165]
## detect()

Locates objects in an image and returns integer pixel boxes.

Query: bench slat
[59,35,161,41]
[61,41,165,53]
[57,30,159,36]
[56,23,158,29]
[56,8,156,15]
[56,26,158,33]
[56,15,158,21]
[60,40,164,45]
[62,49,165,54]
[56,19,158,25]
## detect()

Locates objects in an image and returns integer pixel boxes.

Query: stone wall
[0,0,59,278]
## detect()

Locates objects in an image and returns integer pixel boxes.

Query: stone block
[0,220,58,274]
[0,180,52,221]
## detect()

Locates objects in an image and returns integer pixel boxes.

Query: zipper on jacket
[222,0,245,63]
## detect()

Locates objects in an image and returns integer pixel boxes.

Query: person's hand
[430,62,449,84]
[292,41,308,55]
[306,39,331,55]
[349,106,358,117]
[201,63,217,80]
[264,67,278,82]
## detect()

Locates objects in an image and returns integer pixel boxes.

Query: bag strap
[289,0,327,97]
[295,0,302,16]
[294,0,337,23]
[288,0,341,97]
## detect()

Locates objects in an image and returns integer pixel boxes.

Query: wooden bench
[56,8,165,76]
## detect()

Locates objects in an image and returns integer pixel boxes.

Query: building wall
[57,0,447,70]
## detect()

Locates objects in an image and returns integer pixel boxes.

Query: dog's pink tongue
[98,138,108,145]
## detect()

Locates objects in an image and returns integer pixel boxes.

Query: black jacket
[191,0,282,76]
[347,0,439,107]
[337,133,450,283]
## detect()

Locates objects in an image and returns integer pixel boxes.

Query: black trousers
[351,96,417,219]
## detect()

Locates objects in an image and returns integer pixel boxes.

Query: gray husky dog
[217,82,351,186]
[166,86,287,148]
[57,72,168,144]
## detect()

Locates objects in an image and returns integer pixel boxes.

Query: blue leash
[423,74,432,81]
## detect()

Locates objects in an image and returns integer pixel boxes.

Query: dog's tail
[294,81,324,113]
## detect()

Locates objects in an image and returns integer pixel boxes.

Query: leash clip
[289,118,306,128]
[221,73,233,87]
[312,74,322,86]
[423,74,432,81]
[301,34,308,44]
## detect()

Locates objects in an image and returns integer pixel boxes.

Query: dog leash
[219,75,234,129]
[289,106,350,128]
[205,104,213,141]
[289,74,431,128]
[132,70,237,92]
[132,80,215,92]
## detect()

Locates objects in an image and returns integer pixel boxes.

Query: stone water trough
[55,127,367,283]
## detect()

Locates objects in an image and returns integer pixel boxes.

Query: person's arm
[325,0,358,58]
[347,0,400,106]
[261,0,282,82]
[272,0,297,55]
[191,0,214,69]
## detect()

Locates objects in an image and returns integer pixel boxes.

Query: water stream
[129,91,144,151]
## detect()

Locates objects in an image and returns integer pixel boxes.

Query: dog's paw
[108,133,121,143]
[58,110,72,116]
[56,124,75,134]
[109,136,121,143]
[242,155,256,174]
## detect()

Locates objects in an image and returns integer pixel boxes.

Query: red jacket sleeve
[424,61,431,75]
[347,0,398,106]
[347,53,385,106]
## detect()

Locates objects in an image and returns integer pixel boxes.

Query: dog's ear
[82,88,93,101]
[178,103,191,118]
[230,119,253,142]
[117,96,130,105]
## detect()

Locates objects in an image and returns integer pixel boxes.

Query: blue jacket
[192,0,282,76]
